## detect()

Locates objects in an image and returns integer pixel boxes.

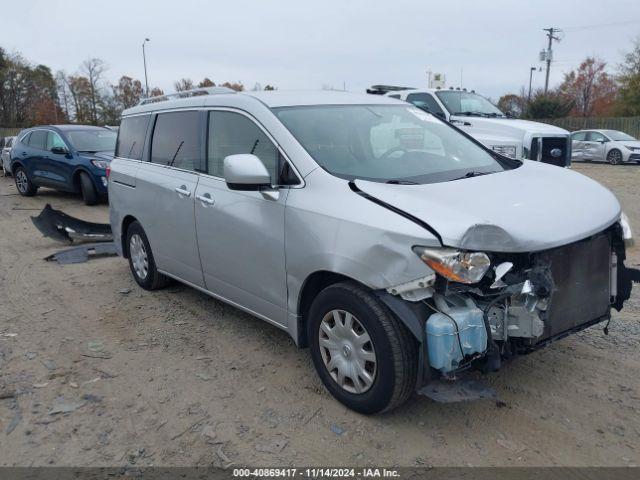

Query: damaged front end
[382,221,638,395]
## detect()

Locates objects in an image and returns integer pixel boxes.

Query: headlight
[620,212,634,247]
[413,246,491,284]
[490,145,517,158]
[91,159,109,169]
[624,145,639,151]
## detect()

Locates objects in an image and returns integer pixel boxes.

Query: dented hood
[355,161,621,252]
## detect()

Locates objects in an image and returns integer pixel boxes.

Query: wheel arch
[11,160,24,175]
[72,167,96,192]
[120,215,139,259]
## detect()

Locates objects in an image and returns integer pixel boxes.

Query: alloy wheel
[318,309,377,394]
[129,233,149,280]
[15,170,28,193]
[608,150,622,165]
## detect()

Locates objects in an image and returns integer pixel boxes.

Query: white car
[571,129,640,165]
[1,136,16,176]
[370,86,571,167]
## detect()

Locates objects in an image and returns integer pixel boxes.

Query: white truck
[367,86,571,167]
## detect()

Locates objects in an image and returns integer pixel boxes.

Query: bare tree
[174,78,195,92]
[81,58,106,125]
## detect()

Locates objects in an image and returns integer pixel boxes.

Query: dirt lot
[0,163,639,468]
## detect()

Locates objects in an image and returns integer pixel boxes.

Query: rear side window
[28,130,48,150]
[572,132,587,141]
[150,111,200,170]
[116,115,150,160]
[207,111,280,181]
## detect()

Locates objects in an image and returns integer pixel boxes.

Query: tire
[14,166,37,196]
[607,149,623,165]
[307,281,418,414]
[79,171,98,205]
[125,221,171,290]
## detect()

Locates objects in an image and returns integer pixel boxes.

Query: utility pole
[528,66,536,103]
[142,38,150,97]
[543,27,561,93]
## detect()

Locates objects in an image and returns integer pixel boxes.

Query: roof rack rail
[137,86,236,106]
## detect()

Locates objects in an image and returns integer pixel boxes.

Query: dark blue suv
[10,125,117,205]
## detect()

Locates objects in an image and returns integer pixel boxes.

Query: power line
[560,19,640,32]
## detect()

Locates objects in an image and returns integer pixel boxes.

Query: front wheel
[307,282,418,414]
[607,149,623,165]
[14,167,37,196]
[79,172,98,205]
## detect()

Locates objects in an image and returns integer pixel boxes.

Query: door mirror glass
[224,154,271,190]
[50,146,68,155]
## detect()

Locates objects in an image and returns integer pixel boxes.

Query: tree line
[0,46,277,127]
[497,37,640,119]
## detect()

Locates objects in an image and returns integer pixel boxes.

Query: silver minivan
[109,87,635,413]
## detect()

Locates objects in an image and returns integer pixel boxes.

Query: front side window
[406,93,445,117]
[587,132,606,142]
[150,111,200,170]
[273,105,511,184]
[435,91,505,117]
[115,115,151,160]
[28,130,48,150]
[67,130,117,153]
[47,132,66,150]
[207,111,281,182]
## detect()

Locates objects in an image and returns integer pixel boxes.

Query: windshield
[273,105,511,184]
[67,130,117,153]
[602,130,636,141]
[435,91,505,117]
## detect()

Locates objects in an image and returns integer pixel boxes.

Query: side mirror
[223,154,271,191]
[51,146,68,155]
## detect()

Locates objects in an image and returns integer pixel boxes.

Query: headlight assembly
[620,211,634,247]
[91,159,109,169]
[413,246,491,284]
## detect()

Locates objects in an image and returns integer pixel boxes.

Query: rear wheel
[125,221,171,290]
[14,167,37,196]
[307,281,418,414]
[607,149,623,165]
[79,172,98,205]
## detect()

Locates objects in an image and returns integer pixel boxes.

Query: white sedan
[571,129,640,164]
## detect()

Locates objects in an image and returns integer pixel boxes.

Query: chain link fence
[533,117,640,138]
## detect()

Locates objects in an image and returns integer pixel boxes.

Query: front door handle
[196,193,215,205]
[174,185,191,197]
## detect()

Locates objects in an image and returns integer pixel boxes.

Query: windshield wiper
[385,179,419,185]
[77,150,98,154]
[451,171,497,181]
[452,111,489,117]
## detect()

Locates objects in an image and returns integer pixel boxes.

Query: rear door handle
[196,193,215,205]
[174,186,191,197]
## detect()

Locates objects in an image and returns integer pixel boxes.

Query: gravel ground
[0,162,639,468]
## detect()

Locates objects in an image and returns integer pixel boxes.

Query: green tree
[524,90,574,119]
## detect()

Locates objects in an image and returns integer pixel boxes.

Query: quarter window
[116,115,150,160]
[150,111,200,170]
[28,130,48,150]
[207,111,284,183]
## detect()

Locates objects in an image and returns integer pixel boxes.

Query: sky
[2,0,640,100]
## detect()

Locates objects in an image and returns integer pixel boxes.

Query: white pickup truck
[368,86,571,167]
